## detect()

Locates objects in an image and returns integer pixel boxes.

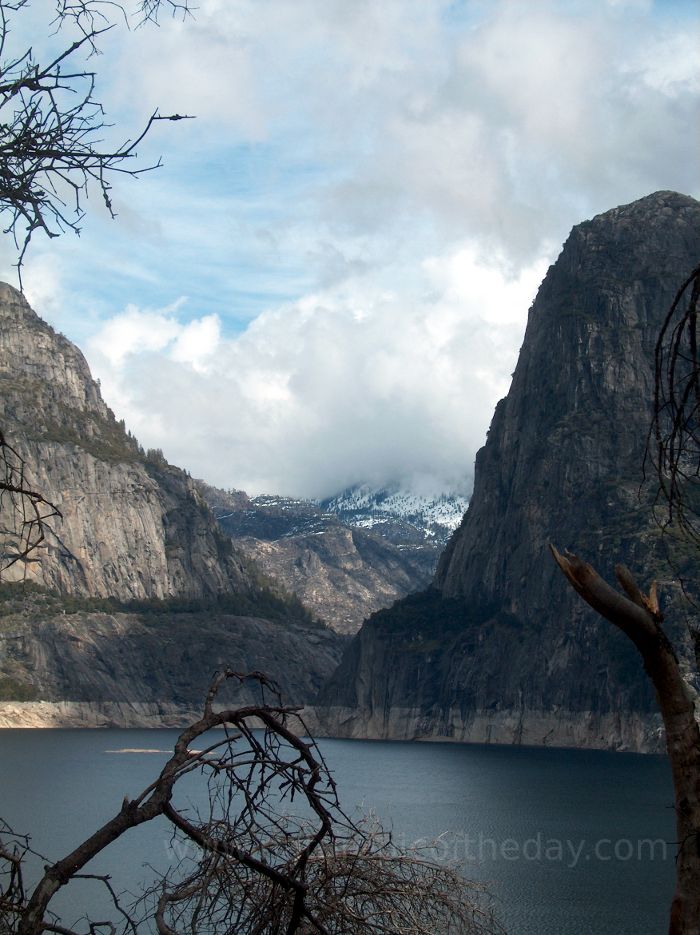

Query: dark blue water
[0,729,675,934]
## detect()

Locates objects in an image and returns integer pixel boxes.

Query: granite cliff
[0,585,340,727]
[314,191,700,752]
[0,282,251,600]
[0,285,342,724]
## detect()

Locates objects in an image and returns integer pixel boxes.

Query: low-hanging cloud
[87,247,549,497]
[2,0,698,500]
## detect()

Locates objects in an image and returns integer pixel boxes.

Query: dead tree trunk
[551,546,700,935]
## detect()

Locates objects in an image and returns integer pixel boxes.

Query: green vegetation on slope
[0,580,325,628]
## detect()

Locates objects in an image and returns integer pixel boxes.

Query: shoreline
[0,700,666,754]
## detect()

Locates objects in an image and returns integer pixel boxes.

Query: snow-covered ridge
[198,479,469,550]
[319,482,469,542]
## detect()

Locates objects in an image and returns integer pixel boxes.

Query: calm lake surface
[0,729,675,934]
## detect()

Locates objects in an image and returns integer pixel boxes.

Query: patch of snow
[319,481,469,542]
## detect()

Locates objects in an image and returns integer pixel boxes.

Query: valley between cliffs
[198,483,441,634]
[2,192,698,749]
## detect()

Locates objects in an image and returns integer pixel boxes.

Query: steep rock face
[198,484,435,634]
[315,191,700,752]
[437,191,700,604]
[238,524,433,635]
[0,588,342,726]
[0,284,248,600]
[0,286,344,724]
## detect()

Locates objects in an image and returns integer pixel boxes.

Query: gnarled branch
[0,0,194,282]
[551,546,700,935]
[5,671,502,935]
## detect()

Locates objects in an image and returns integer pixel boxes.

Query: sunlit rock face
[0,282,251,600]
[315,191,700,752]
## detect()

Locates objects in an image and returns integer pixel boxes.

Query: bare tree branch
[648,262,700,548]
[2,672,502,935]
[551,547,700,934]
[0,428,61,574]
[0,0,194,284]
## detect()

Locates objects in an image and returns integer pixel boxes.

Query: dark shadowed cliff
[314,191,700,752]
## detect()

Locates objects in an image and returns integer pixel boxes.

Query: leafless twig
[0,429,61,575]
[0,0,194,284]
[1,672,502,935]
[648,262,700,547]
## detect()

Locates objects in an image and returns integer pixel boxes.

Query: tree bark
[551,546,700,935]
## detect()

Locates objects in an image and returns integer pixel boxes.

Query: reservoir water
[0,729,675,934]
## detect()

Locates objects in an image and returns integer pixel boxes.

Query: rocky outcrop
[236,525,433,635]
[0,283,251,601]
[316,191,700,752]
[0,285,343,723]
[198,485,435,633]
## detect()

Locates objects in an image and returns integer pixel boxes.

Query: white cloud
[319,0,699,259]
[91,303,185,366]
[171,314,221,371]
[1,0,698,501]
[86,246,549,497]
[627,30,700,96]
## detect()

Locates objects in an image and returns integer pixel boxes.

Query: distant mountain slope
[320,483,469,547]
[197,483,437,633]
[315,191,700,752]
[0,284,342,723]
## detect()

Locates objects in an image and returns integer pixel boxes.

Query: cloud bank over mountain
[88,247,548,496]
[2,0,697,495]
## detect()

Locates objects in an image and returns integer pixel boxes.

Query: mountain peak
[583,190,697,231]
[0,282,44,325]
[317,191,700,752]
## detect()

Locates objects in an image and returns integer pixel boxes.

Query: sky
[1,0,699,498]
